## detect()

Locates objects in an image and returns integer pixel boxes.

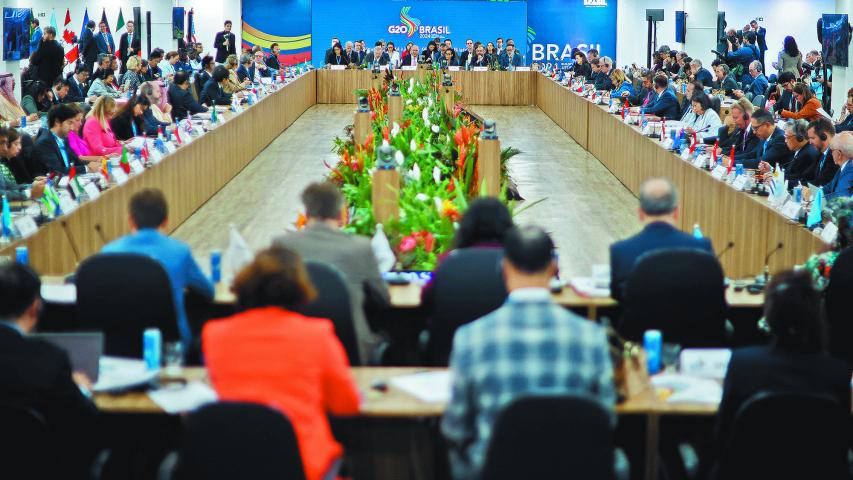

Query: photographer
[725,31,759,85]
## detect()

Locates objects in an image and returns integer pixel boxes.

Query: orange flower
[295,212,307,230]
[442,199,460,221]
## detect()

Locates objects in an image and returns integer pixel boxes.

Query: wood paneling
[1,72,317,274]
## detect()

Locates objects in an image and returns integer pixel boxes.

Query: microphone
[762,241,784,282]
[716,241,735,260]
[60,221,81,265]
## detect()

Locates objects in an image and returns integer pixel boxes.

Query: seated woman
[88,69,122,99]
[168,71,208,121]
[21,81,53,117]
[65,104,112,164]
[439,47,459,68]
[682,93,722,141]
[83,96,125,156]
[0,74,38,128]
[223,54,250,94]
[421,43,438,64]
[139,81,172,136]
[120,56,146,96]
[200,66,234,107]
[712,269,852,472]
[324,43,347,67]
[203,246,360,480]
[780,82,824,122]
[609,69,634,98]
[484,43,497,65]
[679,80,704,121]
[572,51,592,80]
[109,95,150,140]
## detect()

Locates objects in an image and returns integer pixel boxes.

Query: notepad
[93,357,158,393]
[390,371,452,404]
[651,373,722,405]
[40,283,77,304]
[148,381,218,414]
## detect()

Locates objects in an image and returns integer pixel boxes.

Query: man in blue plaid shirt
[441,226,617,479]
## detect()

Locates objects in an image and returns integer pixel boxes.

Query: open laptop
[30,332,104,382]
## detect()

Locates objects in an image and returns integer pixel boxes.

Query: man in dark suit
[65,66,90,103]
[0,262,99,478]
[750,20,767,69]
[351,41,367,66]
[94,21,115,55]
[32,104,95,176]
[610,178,713,302]
[782,119,820,188]
[200,66,233,107]
[624,72,657,107]
[236,53,271,83]
[213,20,236,64]
[645,75,681,120]
[823,132,853,200]
[29,27,64,86]
[79,21,98,75]
[807,118,840,186]
[265,43,282,71]
[593,56,615,91]
[169,72,208,121]
[689,59,714,87]
[497,42,522,69]
[400,45,420,67]
[367,42,391,67]
[772,72,799,114]
[749,108,792,171]
[458,39,475,67]
[117,20,141,74]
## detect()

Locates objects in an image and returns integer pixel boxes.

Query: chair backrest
[173,402,306,480]
[711,96,722,115]
[295,261,360,366]
[0,406,51,480]
[426,248,507,366]
[824,247,853,366]
[753,94,766,109]
[480,395,615,480]
[716,392,850,480]
[619,249,727,347]
[75,253,179,357]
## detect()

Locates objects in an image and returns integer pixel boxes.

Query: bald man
[609,177,714,301]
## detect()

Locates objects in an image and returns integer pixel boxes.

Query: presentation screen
[527,0,617,70]
[311,0,528,67]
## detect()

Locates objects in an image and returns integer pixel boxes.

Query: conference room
[0,0,852,478]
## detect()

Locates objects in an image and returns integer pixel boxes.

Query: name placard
[448,66,460,71]
[330,65,346,71]
[711,165,728,180]
[14,215,38,238]
[781,200,801,220]
[731,175,748,191]
[401,66,416,71]
[821,222,838,244]
[515,66,531,72]
[59,195,77,214]
[130,160,145,175]
[112,169,129,185]
[84,182,100,200]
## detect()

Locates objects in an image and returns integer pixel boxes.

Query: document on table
[390,371,452,404]
[148,381,218,414]
[40,283,77,304]
[651,373,723,405]
[94,357,158,393]
[569,277,611,298]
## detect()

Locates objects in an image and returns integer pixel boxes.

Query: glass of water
[163,341,184,375]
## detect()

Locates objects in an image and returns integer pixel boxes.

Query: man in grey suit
[273,182,389,363]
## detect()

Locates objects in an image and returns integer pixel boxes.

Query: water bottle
[40,116,48,130]
[15,246,28,264]
[20,116,26,128]
[210,250,222,283]
[693,223,703,239]
[644,330,662,375]
[143,328,162,371]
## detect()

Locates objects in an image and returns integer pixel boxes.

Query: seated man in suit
[823,132,853,200]
[713,63,739,97]
[807,117,840,186]
[593,56,615,91]
[168,71,208,121]
[102,189,214,349]
[32,104,100,176]
[442,226,615,480]
[200,66,233,107]
[689,59,714,87]
[65,66,91,104]
[772,72,799,115]
[236,52,271,84]
[0,262,99,478]
[624,71,657,107]
[610,177,713,302]
[498,42,522,69]
[734,60,769,102]
[273,182,389,364]
[265,43,282,72]
[367,42,391,67]
[752,108,793,171]
[836,93,853,133]
[645,75,681,120]
[782,119,820,188]
[400,44,420,67]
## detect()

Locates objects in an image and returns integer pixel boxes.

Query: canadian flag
[63,9,79,63]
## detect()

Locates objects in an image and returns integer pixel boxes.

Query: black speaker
[717,12,727,41]
[646,9,664,22]
[145,11,151,56]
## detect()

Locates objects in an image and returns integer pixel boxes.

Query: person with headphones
[718,98,761,166]
[782,119,820,188]
[806,117,839,186]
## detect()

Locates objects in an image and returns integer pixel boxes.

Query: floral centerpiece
[802,197,853,290]
[318,70,521,270]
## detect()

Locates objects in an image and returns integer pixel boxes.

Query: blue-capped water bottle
[693,223,703,239]
[644,330,662,374]
[20,116,26,128]
[143,328,162,371]
[15,246,28,264]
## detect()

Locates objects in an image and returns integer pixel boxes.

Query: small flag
[100,158,109,181]
[67,163,76,181]
[729,145,735,165]
[186,9,197,43]
[712,139,719,164]
[211,106,217,124]
[726,153,734,176]
[120,146,131,174]
[661,118,666,141]
[1,195,12,238]
[141,140,150,160]
[174,126,182,145]
[43,180,62,216]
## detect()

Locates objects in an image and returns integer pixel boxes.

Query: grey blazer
[273,223,390,363]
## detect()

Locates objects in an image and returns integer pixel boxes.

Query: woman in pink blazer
[83,96,125,156]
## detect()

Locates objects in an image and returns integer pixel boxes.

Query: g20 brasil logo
[388,6,451,38]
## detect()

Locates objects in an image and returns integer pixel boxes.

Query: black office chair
[425,248,507,366]
[164,402,306,480]
[619,249,727,348]
[824,246,853,366]
[295,261,360,366]
[714,392,850,480]
[0,406,51,480]
[75,253,179,358]
[480,395,619,480]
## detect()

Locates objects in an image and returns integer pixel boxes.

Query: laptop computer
[30,332,104,382]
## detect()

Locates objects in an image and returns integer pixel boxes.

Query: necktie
[819,150,829,173]
[55,136,69,169]
[742,128,749,150]
[104,33,111,53]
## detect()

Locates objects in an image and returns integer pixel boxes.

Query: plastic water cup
[210,250,221,283]
[644,330,663,375]
[735,164,744,177]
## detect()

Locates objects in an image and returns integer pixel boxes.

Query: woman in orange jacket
[780,82,824,122]
[203,246,361,480]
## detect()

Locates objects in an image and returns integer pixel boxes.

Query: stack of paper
[652,373,723,405]
[679,349,732,380]
[570,277,611,298]
[390,371,452,404]
[94,357,158,393]
[40,283,77,304]
[148,382,218,414]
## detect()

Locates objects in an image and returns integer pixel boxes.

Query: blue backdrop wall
[240,0,617,68]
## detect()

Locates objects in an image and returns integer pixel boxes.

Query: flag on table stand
[211,106,217,124]
[1,195,12,239]
[120,146,131,174]
[173,126,182,145]
[63,9,79,63]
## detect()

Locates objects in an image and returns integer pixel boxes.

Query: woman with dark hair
[780,82,823,121]
[485,42,497,64]
[682,92,722,140]
[572,51,592,79]
[774,35,802,78]
[88,69,122,99]
[712,269,851,470]
[439,47,458,68]
[422,42,438,64]
[20,81,52,116]
[109,95,150,140]
[203,246,360,480]
[324,42,346,66]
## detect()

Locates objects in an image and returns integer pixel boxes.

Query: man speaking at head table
[610,178,713,302]
[273,182,389,364]
[442,226,615,480]
[644,75,681,120]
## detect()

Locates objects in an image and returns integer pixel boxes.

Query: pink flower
[399,235,417,253]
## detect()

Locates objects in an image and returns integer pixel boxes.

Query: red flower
[423,232,435,253]
[382,126,390,141]
[447,178,456,193]
[399,235,417,253]
[370,111,377,121]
